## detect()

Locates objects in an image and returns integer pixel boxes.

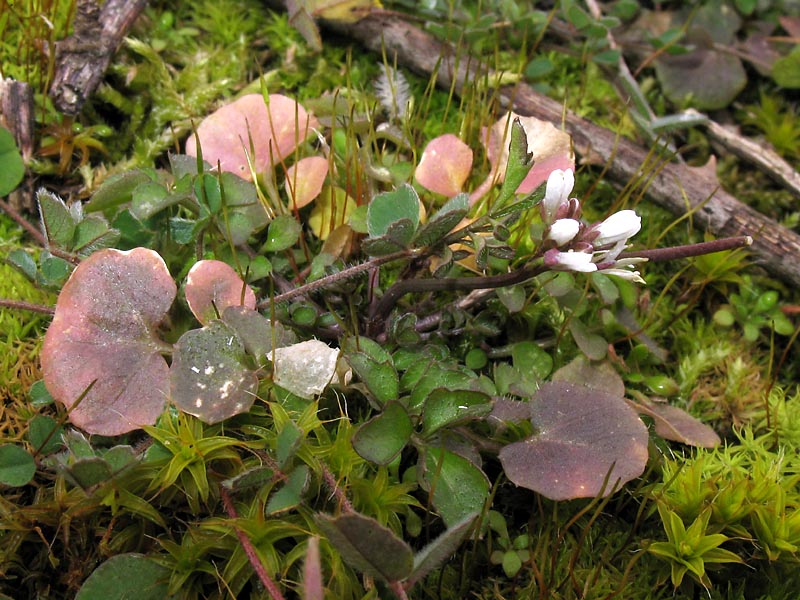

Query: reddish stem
[220,486,286,600]
[619,236,752,261]
[0,299,54,315]
[0,197,81,264]
[320,463,353,513]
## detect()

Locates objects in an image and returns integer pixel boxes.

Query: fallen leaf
[185,94,319,181]
[272,340,340,399]
[285,156,329,209]
[415,134,473,197]
[41,248,176,435]
[630,397,720,448]
[499,381,648,500]
[184,260,256,326]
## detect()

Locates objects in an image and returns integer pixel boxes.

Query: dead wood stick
[323,12,800,289]
[685,109,800,197]
[0,79,36,212]
[50,0,148,115]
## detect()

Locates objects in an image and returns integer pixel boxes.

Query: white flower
[547,218,580,246]
[592,210,641,247]
[541,169,574,224]
[544,248,597,272]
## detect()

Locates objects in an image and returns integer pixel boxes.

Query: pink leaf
[285,156,328,209]
[499,381,648,500]
[41,248,176,435]
[185,94,319,181]
[415,134,474,197]
[185,260,256,326]
[482,112,574,194]
[630,398,720,448]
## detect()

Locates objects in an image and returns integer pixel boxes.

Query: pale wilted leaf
[272,340,339,399]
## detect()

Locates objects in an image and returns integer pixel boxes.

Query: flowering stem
[257,249,417,308]
[619,236,752,262]
[367,261,545,335]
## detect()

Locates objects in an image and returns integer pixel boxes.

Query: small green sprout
[648,504,743,589]
[713,276,794,342]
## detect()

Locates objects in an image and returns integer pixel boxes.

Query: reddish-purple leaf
[185,94,319,181]
[551,356,626,398]
[170,321,258,423]
[41,248,176,435]
[184,260,256,326]
[415,134,473,197]
[499,381,648,500]
[630,398,720,448]
[285,156,328,209]
[482,112,574,194]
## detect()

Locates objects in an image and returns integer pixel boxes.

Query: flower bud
[541,169,574,225]
[547,218,580,246]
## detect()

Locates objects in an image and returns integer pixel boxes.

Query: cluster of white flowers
[539,169,646,283]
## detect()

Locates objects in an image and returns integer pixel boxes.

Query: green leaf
[62,457,113,490]
[592,49,621,65]
[130,181,175,220]
[495,119,533,207]
[0,444,36,486]
[346,352,399,405]
[84,170,154,212]
[352,401,412,465]
[29,380,54,408]
[38,252,72,286]
[195,172,222,213]
[496,285,526,313]
[367,184,420,238]
[407,512,478,586]
[567,317,607,360]
[362,219,417,255]
[421,389,492,436]
[276,421,303,468]
[524,57,554,80]
[0,126,24,197]
[316,512,414,582]
[266,465,309,514]
[502,550,523,577]
[72,215,120,255]
[37,189,76,250]
[772,46,800,89]
[512,341,553,382]
[222,465,275,492]
[264,215,302,252]
[27,415,64,455]
[75,553,172,600]
[7,248,37,281]
[413,193,469,247]
[222,306,295,362]
[421,448,490,527]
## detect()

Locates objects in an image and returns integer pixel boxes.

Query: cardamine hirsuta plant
[4,106,752,599]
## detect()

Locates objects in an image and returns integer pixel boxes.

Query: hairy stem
[367,261,545,335]
[257,249,417,308]
[220,486,286,600]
